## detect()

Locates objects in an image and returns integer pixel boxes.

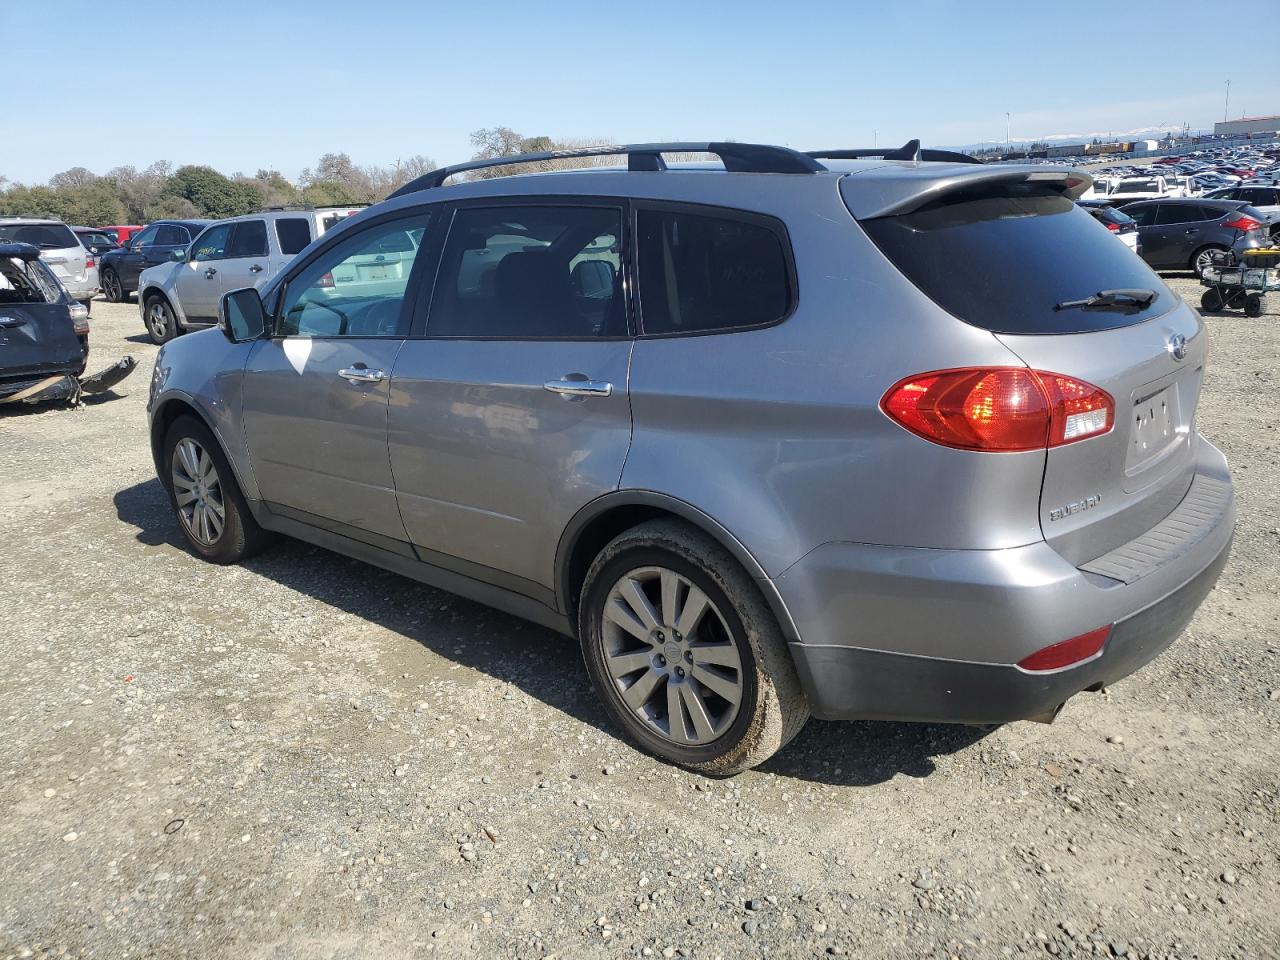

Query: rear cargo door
[853,177,1202,566]
[0,303,82,380]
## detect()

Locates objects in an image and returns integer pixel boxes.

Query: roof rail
[386,142,828,198]
[807,139,984,165]
[257,203,371,212]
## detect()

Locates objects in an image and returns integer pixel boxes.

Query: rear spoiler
[842,166,1093,220]
[0,242,41,262]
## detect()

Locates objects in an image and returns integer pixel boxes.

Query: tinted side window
[427,205,624,338]
[1155,204,1200,225]
[190,224,231,261]
[1124,204,1158,226]
[154,224,187,246]
[277,213,431,338]
[275,217,312,255]
[131,224,160,248]
[227,220,268,258]
[636,207,792,335]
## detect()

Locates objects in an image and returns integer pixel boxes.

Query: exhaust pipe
[1027,701,1066,725]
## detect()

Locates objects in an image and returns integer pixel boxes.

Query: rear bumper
[776,437,1234,723]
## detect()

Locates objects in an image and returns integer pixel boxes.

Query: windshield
[858,182,1174,335]
[0,223,80,250]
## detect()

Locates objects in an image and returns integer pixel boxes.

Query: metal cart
[1199,249,1280,317]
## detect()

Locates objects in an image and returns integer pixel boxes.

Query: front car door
[119,223,160,287]
[174,223,232,323]
[239,210,435,549]
[388,200,633,597]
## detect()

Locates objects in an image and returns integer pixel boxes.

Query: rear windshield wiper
[1054,288,1157,312]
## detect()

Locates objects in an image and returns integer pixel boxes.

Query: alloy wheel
[104,270,122,302]
[171,438,224,545]
[1195,248,1225,276]
[599,566,744,746]
[147,300,170,340]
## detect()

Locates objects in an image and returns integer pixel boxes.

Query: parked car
[1118,199,1270,275]
[98,219,209,304]
[148,141,1234,773]
[136,207,361,343]
[106,225,145,246]
[1107,176,1172,204]
[1077,200,1141,255]
[0,217,99,310]
[71,226,121,257]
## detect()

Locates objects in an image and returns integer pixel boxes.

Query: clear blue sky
[4,0,1277,185]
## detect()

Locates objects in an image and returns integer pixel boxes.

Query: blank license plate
[1131,386,1174,460]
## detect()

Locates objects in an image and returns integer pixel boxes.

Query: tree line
[0,128,623,227]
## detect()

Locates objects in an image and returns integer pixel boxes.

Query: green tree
[163,165,262,218]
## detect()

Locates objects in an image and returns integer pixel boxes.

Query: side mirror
[170,248,188,263]
[219,287,267,343]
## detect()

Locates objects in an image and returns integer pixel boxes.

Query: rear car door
[174,223,232,323]
[217,219,271,292]
[388,200,633,592]
[240,210,435,547]
[1153,202,1211,267]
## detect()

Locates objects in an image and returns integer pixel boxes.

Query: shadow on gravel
[113,476,986,786]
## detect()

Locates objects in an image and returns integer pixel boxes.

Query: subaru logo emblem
[1168,333,1188,361]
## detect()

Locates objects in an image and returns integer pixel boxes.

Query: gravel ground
[1,278,1277,960]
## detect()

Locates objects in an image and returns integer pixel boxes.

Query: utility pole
[1005,112,1011,152]
[1224,79,1230,122]
[873,129,877,148]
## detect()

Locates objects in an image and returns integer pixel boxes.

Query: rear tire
[101,268,123,303]
[161,416,273,564]
[144,293,177,344]
[1192,245,1229,278]
[1244,294,1263,318]
[1200,288,1224,312]
[578,519,809,775]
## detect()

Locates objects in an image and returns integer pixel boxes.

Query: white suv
[137,207,363,343]
[0,217,99,309]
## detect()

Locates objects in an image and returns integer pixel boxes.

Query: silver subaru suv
[147,141,1235,774]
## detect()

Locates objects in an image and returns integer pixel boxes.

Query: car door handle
[204,267,218,279]
[339,366,387,383]
[249,264,263,274]
[543,376,613,398]
[1185,228,1200,235]
[0,316,26,328]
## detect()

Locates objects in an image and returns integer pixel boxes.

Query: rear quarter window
[636,206,794,335]
[275,217,312,255]
[859,183,1174,335]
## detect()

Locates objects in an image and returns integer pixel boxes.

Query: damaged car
[0,242,135,406]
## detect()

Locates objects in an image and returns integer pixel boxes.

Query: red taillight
[1105,222,1121,232]
[1222,215,1262,232]
[1017,626,1112,672]
[881,368,1114,452]
[85,256,95,268]
[317,271,335,288]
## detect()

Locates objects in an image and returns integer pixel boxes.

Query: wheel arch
[150,394,253,501]
[555,492,801,643]
[141,285,187,329]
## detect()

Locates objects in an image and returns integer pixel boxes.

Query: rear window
[1116,179,1159,192]
[0,223,79,250]
[860,183,1174,335]
[227,220,268,258]
[275,217,312,255]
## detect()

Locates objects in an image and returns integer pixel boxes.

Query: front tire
[144,294,177,344]
[1200,288,1224,312]
[162,416,273,564]
[1245,293,1263,318]
[578,519,808,775]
